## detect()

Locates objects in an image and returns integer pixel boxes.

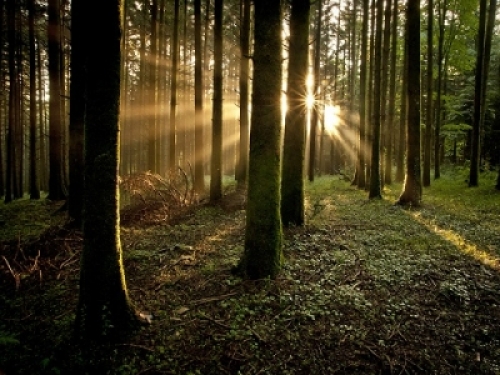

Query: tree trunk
[28,0,40,200]
[308,0,322,182]
[356,0,369,189]
[240,0,283,280]
[47,0,66,200]
[210,0,223,202]
[194,0,205,194]
[380,0,392,185]
[169,0,180,174]
[281,0,310,226]
[423,0,433,187]
[68,0,86,226]
[237,0,251,187]
[75,0,138,341]
[368,0,383,199]
[385,0,397,186]
[5,0,16,203]
[397,0,422,206]
[148,0,159,173]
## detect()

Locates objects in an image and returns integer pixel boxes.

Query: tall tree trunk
[0,0,4,197]
[237,0,251,187]
[169,0,180,174]
[380,0,391,184]
[423,0,433,187]
[194,0,205,194]
[308,0,322,182]
[384,0,397,185]
[210,0,223,202]
[47,0,66,200]
[434,1,445,179]
[75,0,139,341]
[239,0,283,280]
[148,0,159,173]
[281,0,310,226]
[68,0,86,225]
[356,0,369,189]
[368,0,383,199]
[37,36,48,191]
[5,0,16,203]
[397,0,422,206]
[469,0,487,187]
[28,0,40,200]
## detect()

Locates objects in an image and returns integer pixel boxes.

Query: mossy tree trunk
[75,0,138,342]
[281,0,310,227]
[397,0,422,206]
[241,0,283,279]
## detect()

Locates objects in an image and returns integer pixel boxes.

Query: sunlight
[323,104,341,135]
[306,73,315,110]
[411,213,500,271]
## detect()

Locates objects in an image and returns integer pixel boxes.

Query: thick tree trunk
[397,0,422,206]
[240,0,283,280]
[75,0,138,342]
[281,0,310,226]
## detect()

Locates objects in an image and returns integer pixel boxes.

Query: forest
[0,0,499,373]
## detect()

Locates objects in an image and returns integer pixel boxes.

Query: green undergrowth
[1,169,499,374]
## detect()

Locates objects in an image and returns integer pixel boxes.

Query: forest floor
[1,167,500,375]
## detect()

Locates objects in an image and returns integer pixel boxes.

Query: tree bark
[75,0,138,342]
[194,0,205,194]
[281,0,310,226]
[423,0,433,187]
[169,0,180,174]
[210,0,223,202]
[240,0,283,280]
[397,0,422,206]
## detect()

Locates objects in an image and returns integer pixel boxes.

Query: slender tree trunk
[423,0,433,187]
[75,0,139,341]
[210,0,223,202]
[357,0,369,189]
[434,2,445,179]
[380,0,392,184]
[169,0,180,174]
[194,0,205,194]
[308,0,322,182]
[28,0,40,200]
[368,0,383,199]
[37,36,48,191]
[469,0,487,187]
[0,0,4,197]
[68,0,86,225]
[397,0,422,206]
[385,0,397,185]
[237,0,251,187]
[148,0,159,173]
[281,0,310,226]
[47,0,66,200]
[5,0,16,203]
[239,0,283,280]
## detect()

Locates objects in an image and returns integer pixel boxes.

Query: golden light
[324,104,341,135]
[306,73,315,109]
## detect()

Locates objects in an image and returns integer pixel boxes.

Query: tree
[397,0,422,206]
[210,0,223,202]
[68,0,86,225]
[368,0,383,199]
[75,0,139,341]
[239,0,283,279]
[28,0,40,200]
[423,0,433,187]
[281,0,310,226]
[194,0,205,195]
[169,0,180,174]
[308,0,322,182]
[237,0,251,187]
[47,0,66,200]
